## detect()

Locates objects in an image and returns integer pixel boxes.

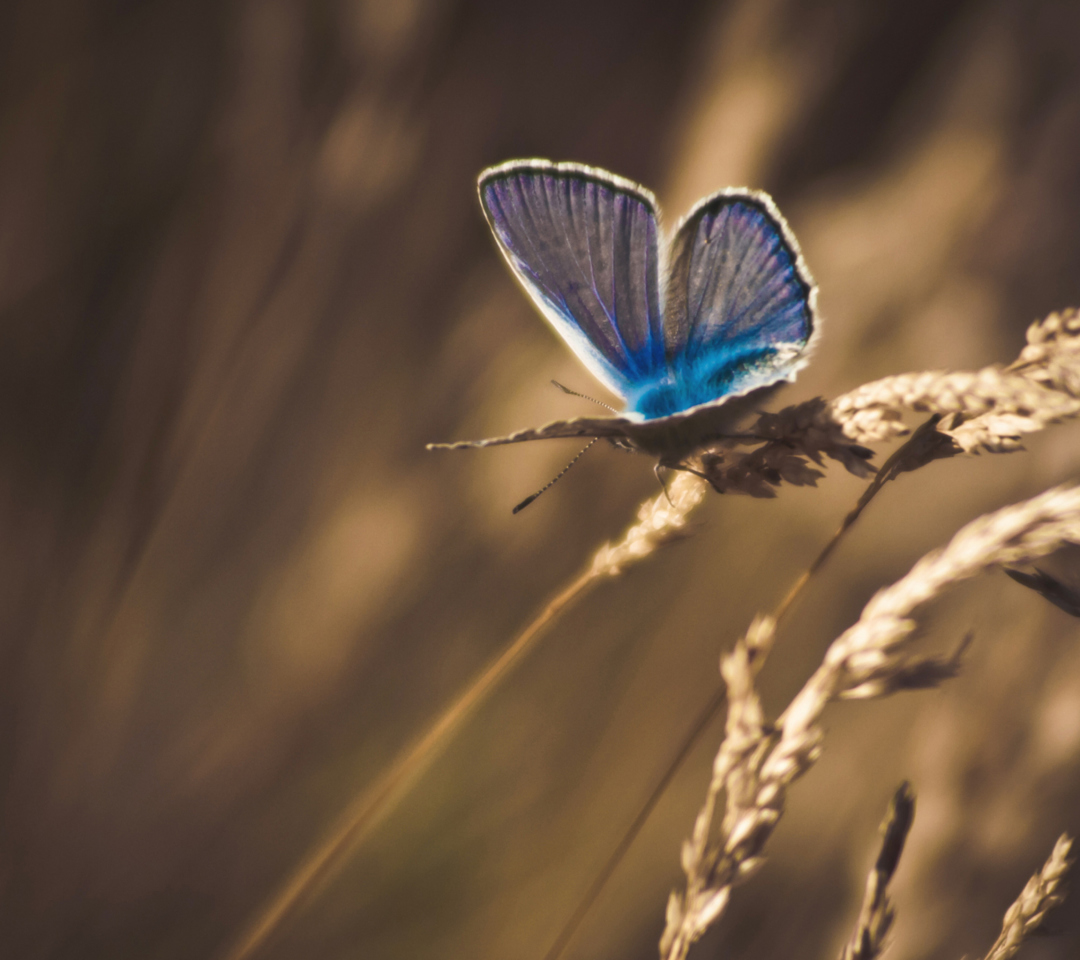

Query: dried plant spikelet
[744,614,777,659]
[661,622,781,960]
[839,783,915,960]
[664,891,684,932]
[589,472,706,577]
[826,308,1080,450]
[736,856,765,880]
[829,369,1080,447]
[696,888,730,928]
[1011,308,1080,396]
[981,835,1073,960]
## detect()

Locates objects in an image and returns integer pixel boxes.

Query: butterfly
[429,159,819,506]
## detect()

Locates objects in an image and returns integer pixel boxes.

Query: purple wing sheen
[479,161,664,398]
[665,191,815,357]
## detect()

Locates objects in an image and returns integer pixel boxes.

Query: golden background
[2,0,1080,957]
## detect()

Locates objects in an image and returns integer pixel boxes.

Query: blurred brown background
[2,1,1080,958]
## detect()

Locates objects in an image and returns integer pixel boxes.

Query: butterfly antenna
[551,380,618,412]
[512,438,598,514]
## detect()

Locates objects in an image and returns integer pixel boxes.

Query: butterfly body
[430,160,818,473]
[617,384,785,459]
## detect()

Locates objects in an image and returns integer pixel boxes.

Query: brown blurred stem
[540,686,727,960]
[775,415,949,619]
[544,417,949,960]
[220,568,599,960]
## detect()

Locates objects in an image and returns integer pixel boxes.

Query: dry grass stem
[980,835,1073,960]
[772,415,955,622]
[839,782,916,960]
[660,484,1080,960]
[221,474,705,960]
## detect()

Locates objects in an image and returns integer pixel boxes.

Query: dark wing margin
[479,160,665,398]
[427,415,637,449]
[664,189,816,369]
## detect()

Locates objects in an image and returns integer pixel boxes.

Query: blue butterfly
[430,160,818,504]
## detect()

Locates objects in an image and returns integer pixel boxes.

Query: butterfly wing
[662,189,816,402]
[427,415,637,449]
[479,161,665,399]
[426,393,767,459]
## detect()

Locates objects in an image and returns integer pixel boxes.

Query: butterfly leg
[666,460,713,484]
[605,436,636,454]
[654,462,674,506]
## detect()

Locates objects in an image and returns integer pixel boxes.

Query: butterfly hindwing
[478,161,665,399]
[660,190,816,405]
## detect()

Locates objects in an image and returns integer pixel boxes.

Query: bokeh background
[3,0,1080,958]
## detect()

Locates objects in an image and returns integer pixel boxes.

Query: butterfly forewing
[664,191,815,376]
[479,161,665,398]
